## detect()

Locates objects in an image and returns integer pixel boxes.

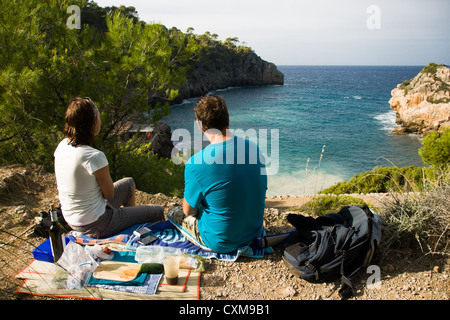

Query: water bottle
[49,205,65,262]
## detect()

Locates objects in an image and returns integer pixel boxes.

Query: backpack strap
[333,224,357,300]
[305,260,321,281]
[337,248,357,299]
[339,275,355,300]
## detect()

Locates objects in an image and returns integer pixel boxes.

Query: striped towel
[69,221,274,262]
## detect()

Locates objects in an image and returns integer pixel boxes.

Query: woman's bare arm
[93,165,114,200]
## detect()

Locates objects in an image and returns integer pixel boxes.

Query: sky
[93,0,450,66]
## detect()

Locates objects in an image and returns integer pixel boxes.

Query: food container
[135,245,163,263]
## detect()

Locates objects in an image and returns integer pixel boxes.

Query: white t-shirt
[54,138,108,226]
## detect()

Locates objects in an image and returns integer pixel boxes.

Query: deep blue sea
[162,65,426,196]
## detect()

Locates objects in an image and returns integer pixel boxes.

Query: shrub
[419,127,450,168]
[421,62,439,74]
[298,195,368,216]
[114,138,185,197]
[380,169,450,256]
[321,166,433,194]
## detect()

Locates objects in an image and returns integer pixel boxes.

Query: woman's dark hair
[193,95,229,132]
[64,97,97,147]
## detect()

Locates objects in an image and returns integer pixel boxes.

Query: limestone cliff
[389,63,450,134]
[173,47,284,104]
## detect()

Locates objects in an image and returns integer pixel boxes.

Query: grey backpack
[283,205,382,299]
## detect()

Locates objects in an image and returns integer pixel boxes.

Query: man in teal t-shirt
[168,95,267,253]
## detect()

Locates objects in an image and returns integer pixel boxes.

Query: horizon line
[275,64,447,67]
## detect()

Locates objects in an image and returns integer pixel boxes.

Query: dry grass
[379,168,450,258]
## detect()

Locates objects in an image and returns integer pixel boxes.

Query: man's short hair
[194,95,230,132]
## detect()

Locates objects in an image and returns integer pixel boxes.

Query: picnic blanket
[68,220,274,261]
[14,259,200,300]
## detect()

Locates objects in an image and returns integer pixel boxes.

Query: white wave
[171,97,197,107]
[209,86,244,94]
[374,110,400,132]
[352,96,362,100]
[266,171,344,197]
[211,87,232,92]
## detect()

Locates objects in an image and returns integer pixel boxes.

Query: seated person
[54,97,164,238]
[168,95,267,253]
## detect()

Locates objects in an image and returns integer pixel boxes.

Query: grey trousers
[70,177,165,238]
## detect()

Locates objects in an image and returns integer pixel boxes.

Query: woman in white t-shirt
[54,97,164,238]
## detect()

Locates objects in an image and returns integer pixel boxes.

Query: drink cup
[162,247,181,285]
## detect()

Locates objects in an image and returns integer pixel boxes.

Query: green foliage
[298,195,368,216]
[0,1,195,189]
[0,0,78,167]
[0,1,257,195]
[321,166,435,194]
[399,79,411,89]
[182,28,255,76]
[420,62,447,75]
[419,127,450,167]
[115,139,184,197]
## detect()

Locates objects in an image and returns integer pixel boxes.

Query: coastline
[265,192,392,212]
[164,65,427,196]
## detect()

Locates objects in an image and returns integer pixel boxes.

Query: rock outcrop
[173,50,284,104]
[389,63,450,134]
[148,122,175,159]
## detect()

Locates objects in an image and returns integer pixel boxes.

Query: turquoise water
[163,65,425,196]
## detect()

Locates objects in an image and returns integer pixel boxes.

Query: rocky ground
[0,164,448,300]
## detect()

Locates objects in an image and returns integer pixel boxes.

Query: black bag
[33,206,72,238]
[283,205,382,299]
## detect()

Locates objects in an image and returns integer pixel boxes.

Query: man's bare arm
[183,197,198,216]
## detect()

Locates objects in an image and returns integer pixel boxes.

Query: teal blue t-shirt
[184,135,267,253]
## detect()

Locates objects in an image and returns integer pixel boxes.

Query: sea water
[162,65,425,196]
